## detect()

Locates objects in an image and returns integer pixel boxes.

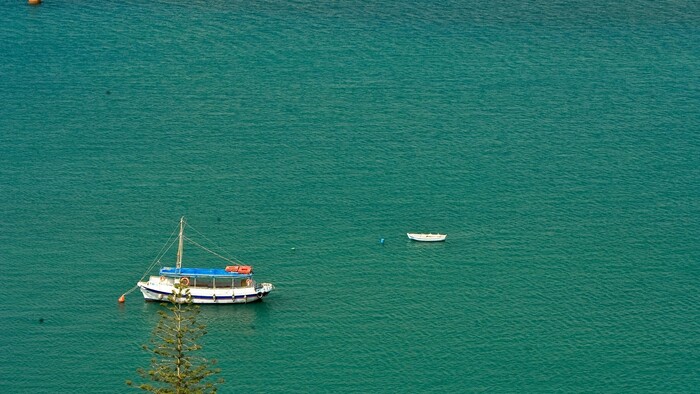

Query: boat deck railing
[154,275,255,289]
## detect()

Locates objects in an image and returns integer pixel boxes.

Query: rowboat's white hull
[407,233,447,242]
[138,280,274,304]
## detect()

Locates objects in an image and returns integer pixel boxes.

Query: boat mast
[176,216,185,269]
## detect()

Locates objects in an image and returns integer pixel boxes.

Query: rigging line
[149,221,180,268]
[124,240,177,297]
[135,225,180,283]
[184,236,242,265]
[187,223,232,257]
[160,221,182,259]
[120,219,180,299]
[187,223,243,263]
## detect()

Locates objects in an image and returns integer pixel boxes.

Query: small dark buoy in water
[39,318,44,323]
[380,238,385,245]
[118,294,126,303]
[28,0,42,5]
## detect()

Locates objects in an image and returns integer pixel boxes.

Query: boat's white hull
[138,280,274,304]
[407,233,446,242]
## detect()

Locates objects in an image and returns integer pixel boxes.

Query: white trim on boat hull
[407,233,447,242]
[138,281,274,304]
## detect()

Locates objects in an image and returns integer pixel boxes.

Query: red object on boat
[238,266,252,274]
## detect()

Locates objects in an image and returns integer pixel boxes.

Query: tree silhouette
[127,283,223,393]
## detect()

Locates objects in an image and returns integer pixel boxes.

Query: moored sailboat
[137,217,274,304]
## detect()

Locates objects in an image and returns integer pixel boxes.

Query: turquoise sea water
[1,1,699,392]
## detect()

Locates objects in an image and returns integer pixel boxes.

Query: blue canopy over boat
[159,267,252,278]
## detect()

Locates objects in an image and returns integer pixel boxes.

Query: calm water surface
[1,1,698,392]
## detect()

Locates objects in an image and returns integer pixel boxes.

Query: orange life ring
[159,276,165,282]
[180,277,190,286]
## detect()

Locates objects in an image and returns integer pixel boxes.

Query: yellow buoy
[28,0,42,5]
[118,294,126,303]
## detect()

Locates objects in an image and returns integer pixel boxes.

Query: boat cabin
[158,266,256,289]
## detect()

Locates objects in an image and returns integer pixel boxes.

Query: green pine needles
[127,284,223,393]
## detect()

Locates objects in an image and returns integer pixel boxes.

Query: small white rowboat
[407,233,447,242]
